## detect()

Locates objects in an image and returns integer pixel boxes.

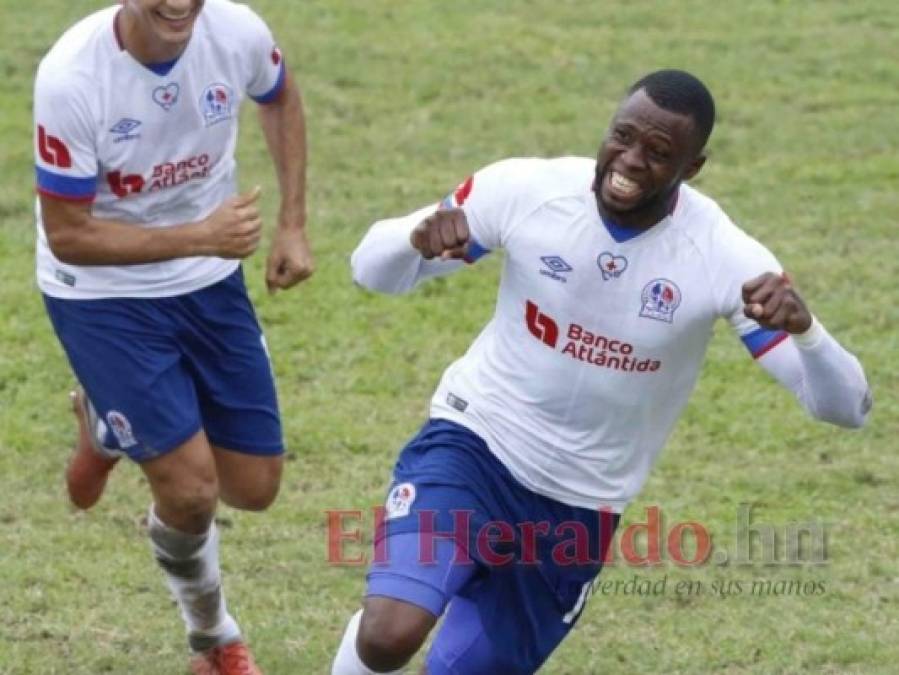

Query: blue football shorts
[43,268,283,462]
[367,419,620,674]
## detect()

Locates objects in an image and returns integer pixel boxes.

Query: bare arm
[41,187,263,266]
[256,69,314,291]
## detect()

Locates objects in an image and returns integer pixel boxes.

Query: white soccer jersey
[33,0,286,299]
[352,157,870,511]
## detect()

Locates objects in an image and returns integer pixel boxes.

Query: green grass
[1,1,897,673]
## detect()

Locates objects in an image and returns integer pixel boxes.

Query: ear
[682,153,706,181]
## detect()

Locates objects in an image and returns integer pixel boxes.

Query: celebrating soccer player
[333,70,871,674]
[33,1,311,672]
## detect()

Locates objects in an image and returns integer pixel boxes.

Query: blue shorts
[367,419,619,674]
[43,268,283,462]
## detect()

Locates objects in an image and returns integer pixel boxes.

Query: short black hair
[629,69,716,151]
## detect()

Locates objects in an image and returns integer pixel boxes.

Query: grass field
[1,1,897,673]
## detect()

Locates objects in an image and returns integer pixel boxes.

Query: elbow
[46,228,83,264]
[813,389,872,430]
[350,248,411,295]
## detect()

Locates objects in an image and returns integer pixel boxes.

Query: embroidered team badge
[639,279,681,323]
[200,83,234,126]
[597,252,628,280]
[152,83,180,111]
[106,410,137,448]
[385,483,416,520]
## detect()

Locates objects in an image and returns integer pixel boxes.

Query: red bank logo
[105,154,211,199]
[525,300,661,373]
[37,125,72,168]
[107,171,145,198]
[525,300,559,347]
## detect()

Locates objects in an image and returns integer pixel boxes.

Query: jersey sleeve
[234,5,286,104]
[33,68,98,202]
[711,221,789,359]
[450,158,539,261]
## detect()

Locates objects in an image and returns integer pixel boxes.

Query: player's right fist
[203,186,263,259]
[410,207,470,260]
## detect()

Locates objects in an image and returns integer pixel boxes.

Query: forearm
[47,214,213,265]
[759,319,872,428]
[257,71,306,230]
[351,205,463,294]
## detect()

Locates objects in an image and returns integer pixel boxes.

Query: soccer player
[33,1,311,673]
[333,70,872,674]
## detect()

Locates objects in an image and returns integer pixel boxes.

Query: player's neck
[116,10,189,65]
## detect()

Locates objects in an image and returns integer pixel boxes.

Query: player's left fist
[742,272,812,334]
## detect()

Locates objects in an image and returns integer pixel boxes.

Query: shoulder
[674,184,781,283]
[475,156,593,202]
[38,7,116,89]
[672,183,755,251]
[198,0,270,37]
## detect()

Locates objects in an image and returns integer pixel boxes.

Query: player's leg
[177,268,285,513]
[424,595,499,675]
[211,447,283,512]
[43,291,259,673]
[138,431,257,666]
[332,532,479,674]
[66,388,122,509]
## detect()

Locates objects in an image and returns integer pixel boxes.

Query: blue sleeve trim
[741,327,789,358]
[251,62,286,104]
[464,240,490,264]
[36,166,97,199]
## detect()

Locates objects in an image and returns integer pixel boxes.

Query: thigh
[43,293,201,462]
[367,531,479,617]
[425,595,502,675]
[175,270,283,457]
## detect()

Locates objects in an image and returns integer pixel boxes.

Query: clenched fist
[742,272,812,334]
[410,207,470,260]
[202,186,264,259]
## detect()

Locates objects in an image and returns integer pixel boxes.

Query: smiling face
[595,88,706,228]
[119,0,205,63]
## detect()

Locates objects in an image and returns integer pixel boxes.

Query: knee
[357,605,431,672]
[219,458,282,512]
[223,481,280,512]
[155,479,219,532]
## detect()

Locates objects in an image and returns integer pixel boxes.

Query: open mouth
[603,170,643,205]
[154,8,196,32]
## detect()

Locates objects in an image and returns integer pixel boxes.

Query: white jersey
[351,157,870,511]
[33,0,285,299]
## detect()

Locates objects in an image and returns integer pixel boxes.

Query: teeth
[610,171,639,195]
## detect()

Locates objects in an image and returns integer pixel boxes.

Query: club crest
[639,279,681,323]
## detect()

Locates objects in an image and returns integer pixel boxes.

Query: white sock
[147,505,241,652]
[332,610,405,675]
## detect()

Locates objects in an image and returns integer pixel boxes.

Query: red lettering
[667,522,711,566]
[476,521,516,565]
[325,510,366,566]
[620,505,663,566]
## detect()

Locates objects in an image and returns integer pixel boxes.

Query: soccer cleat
[189,641,262,675]
[65,390,121,510]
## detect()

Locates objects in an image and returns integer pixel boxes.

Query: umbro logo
[110,118,141,143]
[539,255,573,283]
